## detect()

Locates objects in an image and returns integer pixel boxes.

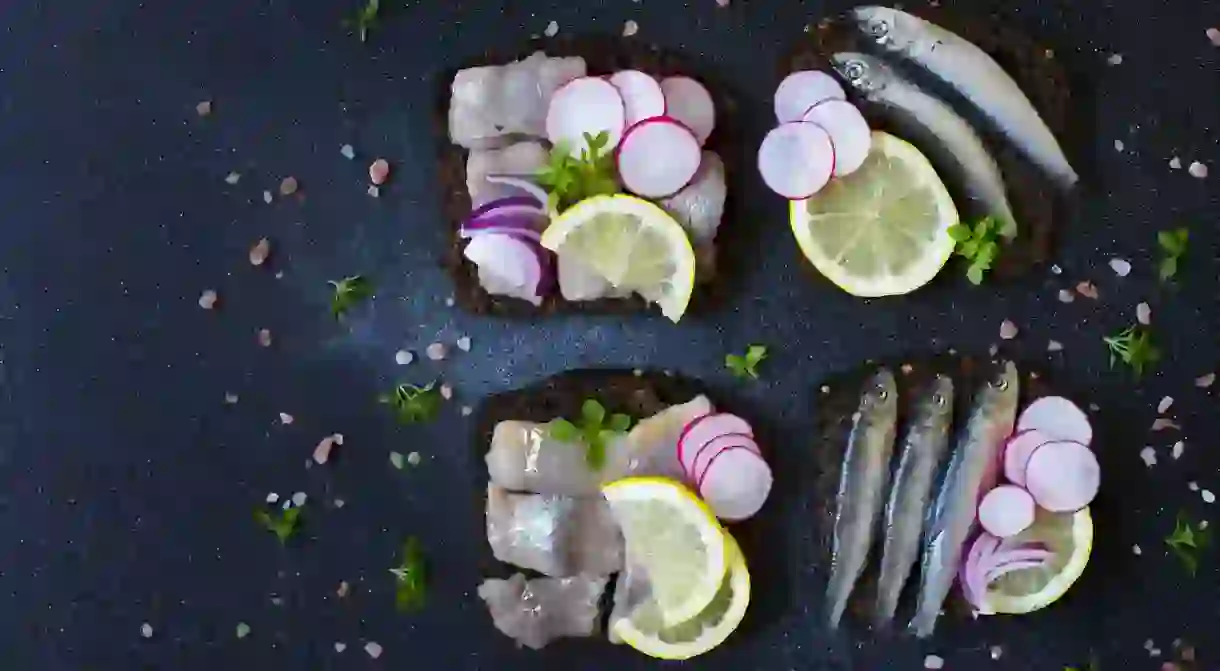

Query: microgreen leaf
[581,399,606,426]
[535,132,621,211]
[255,507,301,545]
[547,398,633,471]
[389,536,426,612]
[951,216,1007,285]
[1165,511,1209,576]
[343,0,381,42]
[548,418,580,442]
[1157,227,1189,281]
[380,381,442,424]
[726,344,768,380]
[329,275,373,320]
[1102,325,1160,378]
[607,413,633,433]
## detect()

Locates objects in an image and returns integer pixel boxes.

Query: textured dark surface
[0,1,1218,670]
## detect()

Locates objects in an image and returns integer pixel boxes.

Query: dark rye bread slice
[435,36,743,318]
[785,7,1088,279]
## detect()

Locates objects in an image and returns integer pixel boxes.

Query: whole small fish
[872,374,954,628]
[831,52,1018,238]
[850,6,1079,188]
[826,368,898,628]
[910,361,1018,638]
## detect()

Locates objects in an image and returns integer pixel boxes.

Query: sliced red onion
[462,233,546,304]
[961,532,1056,613]
[470,195,542,220]
[961,533,1001,610]
[484,174,551,209]
[984,558,1049,584]
[462,211,547,236]
[469,203,548,225]
[459,226,542,242]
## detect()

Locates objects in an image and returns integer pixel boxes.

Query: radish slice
[757,121,835,199]
[698,446,773,521]
[1002,429,1052,487]
[677,413,754,475]
[1017,396,1093,446]
[1023,440,1100,512]
[774,70,846,123]
[470,195,544,220]
[616,117,702,198]
[690,433,760,485]
[463,233,545,303]
[483,174,550,209]
[801,100,871,177]
[977,485,1036,538]
[659,77,715,145]
[608,70,667,128]
[545,77,627,156]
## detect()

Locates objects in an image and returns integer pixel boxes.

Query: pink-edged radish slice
[1023,440,1100,512]
[609,70,667,128]
[1002,429,1052,487]
[616,117,702,198]
[1016,396,1093,446]
[659,76,716,145]
[690,433,760,484]
[774,70,847,123]
[757,121,835,199]
[977,485,1036,538]
[801,100,871,177]
[677,412,753,475]
[545,77,627,156]
[698,446,773,521]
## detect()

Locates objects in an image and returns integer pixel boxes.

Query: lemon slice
[789,131,959,297]
[541,195,696,322]
[601,477,727,625]
[979,507,1093,614]
[611,533,750,660]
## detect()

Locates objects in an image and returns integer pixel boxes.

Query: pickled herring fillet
[486,484,623,577]
[478,573,607,650]
[449,51,586,149]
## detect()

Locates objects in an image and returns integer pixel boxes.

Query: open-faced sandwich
[473,370,773,659]
[440,38,737,322]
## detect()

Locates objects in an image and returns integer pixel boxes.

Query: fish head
[924,374,955,416]
[850,6,912,52]
[830,52,890,95]
[860,368,898,415]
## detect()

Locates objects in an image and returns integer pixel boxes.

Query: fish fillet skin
[466,141,548,208]
[873,374,954,627]
[826,368,899,628]
[478,573,607,649]
[486,485,623,577]
[910,361,1018,638]
[449,51,586,149]
[851,6,1078,188]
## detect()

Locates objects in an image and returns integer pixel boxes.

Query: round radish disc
[757,121,835,199]
[678,413,753,475]
[977,485,1036,538]
[774,70,846,123]
[616,118,702,198]
[699,447,773,521]
[545,77,626,156]
[1023,441,1100,512]
[1002,429,1052,487]
[659,77,715,145]
[1017,396,1093,446]
[691,433,759,484]
[802,100,871,176]
[609,70,666,128]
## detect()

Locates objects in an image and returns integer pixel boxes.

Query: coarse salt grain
[369,159,390,185]
[426,342,447,361]
[389,452,404,470]
[1133,543,1142,555]
[1203,489,1216,504]
[279,412,294,425]
[335,642,347,652]
[1188,481,1199,492]
[340,144,355,160]
[196,100,212,116]
[1172,441,1185,459]
[1114,139,1125,152]
[1047,340,1064,352]
[262,190,273,204]
[1158,396,1174,414]
[1137,302,1151,325]
[258,329,273,347]
[1075,281,1099,299]
[1196,373,1216,388]
[1169,156,1182,169]
[623,20,639,36]
[1057,288,1075,303]
[313,436,337,464]
[235,622,251,639]
[364,641,383,659]
[716,0,729,6]
[1051,264,1063,275]
[1209,27,1220,45]
[461,405,473,417]
[999,320,1018,340]
[988,344,999,357]
[1188,161,1209,178]
[1109,258,1131,276]
[292,492,307,506]
[440,383,453,400]
[989,646,1003,660]
[544,20,559,37]
[250,238,271,266]
[199,290,219,309]
[224,392,239,404]
[225,171,241,185]
[333,498,345,508]
[444,296,455,307]
[1106,53,1123,65]
[1151,418,1180,431]
[1140,447,1157,467]
[924,654,945,670]
[333,433,344,445]
[337,581,350,598]
[279,176,299,196]
[266,492,279,503]
[407,451,421,466]
[394,350,414,365]
[367,185,380,198]
[141,623,154,638]
[456,336,471,352]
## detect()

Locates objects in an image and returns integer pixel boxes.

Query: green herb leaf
[1102,325,1160,378]
[380,381,442,424]
[550,399,633,471]
[581,399,606,426]
[548,418,581,442]
[1157,227,1189,281]
[329,275,373,320]
[951,216,1008,284]
[1165,511,1210,576]
[344,0,381,42]
[726,344,768,380]
[390,536,426,612]
[607,413,633,433]
[255,507,301,545]
[536,132,621,211]
[966,264,985,285]
[947,224,972,242]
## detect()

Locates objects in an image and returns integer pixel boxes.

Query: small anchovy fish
[851,6,1079,188]
[831,52,1018,238]
[910,361,1018,638]
[826,368,899,629]
[872,374,954,628]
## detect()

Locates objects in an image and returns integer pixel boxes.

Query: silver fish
[873,374,954,627]
[826,368,899,628]
[831,52,1019,238]
[910,361,1018,638]
[851,6,1078,188]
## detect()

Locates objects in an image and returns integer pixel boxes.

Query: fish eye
[869,19,890,38]
[993,377,1009,391]
[844,61,866,81]
[932,393,945,406]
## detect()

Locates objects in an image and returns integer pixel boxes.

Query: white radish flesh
[608,70,667,128]
[757,121,835,199]
[1002,429,1052,487]
[774,70,846,123]
[616,117,702,198]
[699,447,773,521]
[677,412,753,474]
[545,77,626,156]
[1023,440,1100,512]
[659,76,716,145]
[690,433,759,485]
[1016,396,1093,446]
[801,100,872,177]
[977,485,1036,538]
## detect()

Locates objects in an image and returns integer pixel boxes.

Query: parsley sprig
[389,537,427,611]
[329,275,373,320]
[1102,325,1160,378]
[255,507,301,545]
[948,216,1004,285]
[548,399,633,470]
[726,345,768,380]
[380,382,442,424]
[1165,512,1210,576]
[343,0,381,42]
[535,131,620,212]
[1157,227,1189,281]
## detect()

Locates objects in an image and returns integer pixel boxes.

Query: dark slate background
[1,0,1218,669]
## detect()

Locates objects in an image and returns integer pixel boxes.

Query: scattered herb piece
[389,537,426,612]
[1103,325,1160,378]
[725,345,768,380]
[1157,227,1189,281]
[380,382,442,424]
[1164,511,1210,576]
[255,507,301,545]
[535,131,620,212]
[329,275,373,320]
[948,216,1004,285]
[548,399,633,470]
[344,0,380,42]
